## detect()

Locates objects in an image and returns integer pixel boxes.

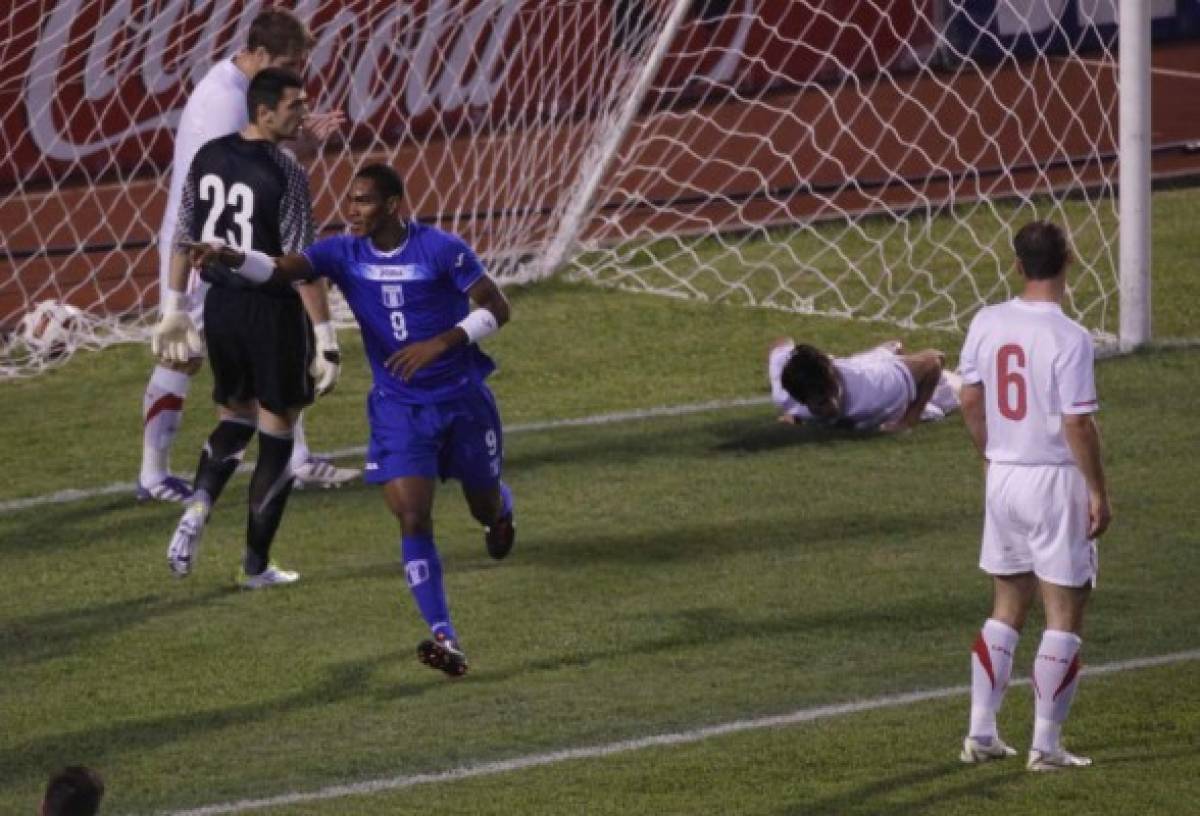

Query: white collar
[1012,297,1062,313]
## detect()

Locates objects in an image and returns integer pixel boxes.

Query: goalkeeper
[154,69,332,589]
[768,338,961,432]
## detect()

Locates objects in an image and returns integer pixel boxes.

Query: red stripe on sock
[145,394,184,426]
[972,632,996,689]
[1052,654,1082,700]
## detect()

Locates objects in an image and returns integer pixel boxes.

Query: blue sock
[402,534,457,642]
[499,481,514,518]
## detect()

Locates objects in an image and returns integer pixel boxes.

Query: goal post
[538,0,694,279]
[1119,0,1151,351]
[0,0,1184,377]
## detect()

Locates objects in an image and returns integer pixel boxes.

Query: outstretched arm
[184,242,316,284]
[185,242,341,394]
[386,275,511,381]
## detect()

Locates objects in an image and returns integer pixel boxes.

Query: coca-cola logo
[23,0,525,162]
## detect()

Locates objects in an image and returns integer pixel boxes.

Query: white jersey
[959,298,1097,465]
[769,342,915,430]
[158,58,250,286]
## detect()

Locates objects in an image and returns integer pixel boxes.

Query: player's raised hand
[302,109,346,141]
[386,337,450,382]
[309,321,341,396]
[288,109,346,162]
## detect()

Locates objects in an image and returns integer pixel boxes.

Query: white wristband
[237,249,275,284]
[161,289,188,315]
[313,321,337,349]
[456,308,499,344]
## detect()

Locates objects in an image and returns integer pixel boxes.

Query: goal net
[0,0,1177,377]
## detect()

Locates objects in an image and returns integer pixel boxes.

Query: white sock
[141,366,191,485]
[969,618,1020,740]
[1031,629,1083,752]
[290,412,311,467]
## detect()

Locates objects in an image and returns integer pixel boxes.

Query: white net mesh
[1,0,682,376]
[564,0,1134,333]
[1,1,1186,377]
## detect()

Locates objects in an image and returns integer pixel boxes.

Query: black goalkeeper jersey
[176,133,314,294]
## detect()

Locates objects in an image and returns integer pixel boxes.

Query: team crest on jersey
[381,285,404,309]
[357,263,432,282]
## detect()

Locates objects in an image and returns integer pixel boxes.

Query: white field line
[1068,55,1200,81]
[147,648,1200,816]
[0,396,770,515]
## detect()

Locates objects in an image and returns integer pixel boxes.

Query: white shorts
[980,462,1097,588]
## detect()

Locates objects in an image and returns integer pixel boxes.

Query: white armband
[161,289,189,315]
[456,308,499,344]
[236,249,276,284]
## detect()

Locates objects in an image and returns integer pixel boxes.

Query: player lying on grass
[184,164,515,678]
[767,339,961,432]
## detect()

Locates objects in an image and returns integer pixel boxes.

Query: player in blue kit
[187,164,514,677]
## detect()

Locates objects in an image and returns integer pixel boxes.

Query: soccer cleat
[167,500,208,577]
[137,475,194,503]
[1027,748,1092,772]
[960,736,1018,763]
[291,456,359,489]
[484,482,515,560]
[237,564,300,590]
[484,513,515,560]
[417,631,468,678]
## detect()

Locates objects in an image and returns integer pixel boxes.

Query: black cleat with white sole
[417,632,469,678]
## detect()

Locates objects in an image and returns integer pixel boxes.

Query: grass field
[2,189,1199,814]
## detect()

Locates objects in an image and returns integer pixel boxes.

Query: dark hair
[43,766,105,816]
[247,9,315,58]
[354,164,405,202]
[1013,221,1069,280]
[780,344,837,405]
[246,67,304,123]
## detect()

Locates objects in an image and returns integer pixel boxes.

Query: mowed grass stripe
[149,649,1200,816]
[0,396,771,515]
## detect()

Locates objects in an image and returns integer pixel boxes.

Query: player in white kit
[137,9,356,501]
[956,221,1112,772]
[768,339,960,431]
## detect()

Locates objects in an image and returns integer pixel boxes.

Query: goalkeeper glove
[310,321,341,396]
[151,290,203,364]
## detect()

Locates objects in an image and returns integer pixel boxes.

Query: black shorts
[203,286,314,415]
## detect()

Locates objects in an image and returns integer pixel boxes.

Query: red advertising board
[0,1,932,190]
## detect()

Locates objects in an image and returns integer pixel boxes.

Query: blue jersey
[303,221,495,403]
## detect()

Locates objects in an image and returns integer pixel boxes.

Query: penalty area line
[146,648,1200,816]
[0,396,770,515]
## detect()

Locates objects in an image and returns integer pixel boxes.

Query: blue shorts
[364,385,503,490]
